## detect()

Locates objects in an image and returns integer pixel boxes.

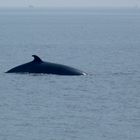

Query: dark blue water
[0,8,140,140]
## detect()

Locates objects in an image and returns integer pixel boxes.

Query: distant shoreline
[0,6,140,10]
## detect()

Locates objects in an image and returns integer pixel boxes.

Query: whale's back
[6,55,86,75]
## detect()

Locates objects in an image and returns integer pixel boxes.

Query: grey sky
[0,0,139,7]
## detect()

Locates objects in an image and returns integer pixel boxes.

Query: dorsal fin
[32,55,43,63]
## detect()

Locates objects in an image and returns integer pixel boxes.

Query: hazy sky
[0,0,139,7]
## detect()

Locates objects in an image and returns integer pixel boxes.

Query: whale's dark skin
[6,55,86,76]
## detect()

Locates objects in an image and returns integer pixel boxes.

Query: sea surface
[0,8,140,140]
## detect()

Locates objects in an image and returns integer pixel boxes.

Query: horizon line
[0,6,139,9]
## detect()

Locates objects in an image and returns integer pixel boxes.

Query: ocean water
[0,8,140,140]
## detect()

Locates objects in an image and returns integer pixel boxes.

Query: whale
[6,55,86,76]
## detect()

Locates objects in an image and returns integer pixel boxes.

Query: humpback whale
[6,55,86,76]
